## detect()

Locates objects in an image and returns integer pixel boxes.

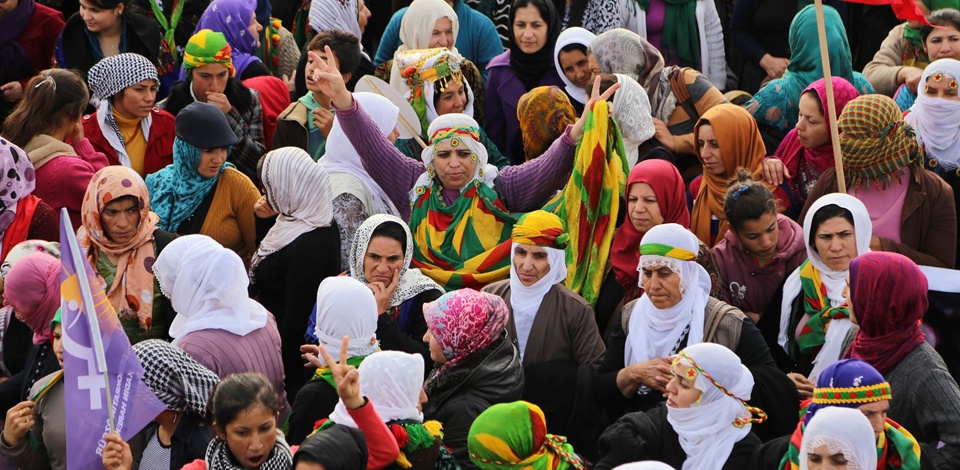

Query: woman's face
[52,324,63,367]
[734,211,779,259]
[796,93,830,148]
[696,124,725,176]
[805,446,851,469]
[429,17,455,49]
[587,53,602,83]
[512,5,548,55]
[422,330,447,363]
[0,0,20,17]
[558,48,592,91]
[248,15,263,48]
[513,244,551,287]
[100,196,142,245]
[432,139,477,190]
[814,216,857,272]
[923,73,960,101]
[435,81,467,115]
[641,265,683,309]
[190,64,230,101]
[357,0,370,33]
[627,182,664,233]
[113,79,159,120]
[79,0,122,33]
[197,148,227,178]
[925,26,960,61]
[363,236,404,286]
[665,363,702,408]
[218,404,278,469]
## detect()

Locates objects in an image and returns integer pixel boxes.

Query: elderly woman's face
[923,73,960,101]
[513,244,551,287]
[429,17,455,49]
[432,140,477,190]
[587,53,602,83]
[100,196,142,245]
[627,183,664,233]
[641,265,682,309]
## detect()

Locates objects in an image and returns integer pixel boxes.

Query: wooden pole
[813,0,847,193]
[361,76,429,149]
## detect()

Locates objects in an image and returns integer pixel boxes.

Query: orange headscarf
[690,104,775,245]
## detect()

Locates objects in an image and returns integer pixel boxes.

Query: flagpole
[61,208,115,433]
[813,0,847,193]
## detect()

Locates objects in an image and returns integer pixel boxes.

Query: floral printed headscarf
[423,289,508,374]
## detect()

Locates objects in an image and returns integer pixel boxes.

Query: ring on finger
[18,409,23,417]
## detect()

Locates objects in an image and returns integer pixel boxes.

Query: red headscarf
[773,77,860,176]
[4,252,60,344]
[610,159,690,292]
[846,251,927,374]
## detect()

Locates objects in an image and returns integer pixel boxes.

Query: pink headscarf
[774,77,860,175]
[5,253,60,344]
[423,289,508,375]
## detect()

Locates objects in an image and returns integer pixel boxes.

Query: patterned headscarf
[4,253,59,345]
[423,289,509,375]
[88,53,159,101]
[846,252,928,374]
[0,240,59,280]
[133,339,220,416]
[512,211,569,249]
[800,407,877,470]
[146,138,235,232]
[78,166,161,331]
[612,74,656,167]
[588,29,664,97]
[394,48,473,132]
[192,0,262,79]
[468,401,584,470]
[182,30,236,78]
[803,359,891,426]
[0,138,36,239]
[839,95,923,191]
[517,86,576,161]
[308,0,362,38]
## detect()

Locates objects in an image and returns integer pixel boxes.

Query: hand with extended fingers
[301,336,364,409]
[307,46,353,111]
[570,75,621,141]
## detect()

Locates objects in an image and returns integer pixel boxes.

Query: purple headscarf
[0,0,37,85]
[180,0,261,79]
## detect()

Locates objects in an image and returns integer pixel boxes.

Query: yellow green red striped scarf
[796,260,851,354]
[780,418,922,470]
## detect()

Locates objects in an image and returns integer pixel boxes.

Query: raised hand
[570,75,621,141]
[307,46,352,110]
[302,336,364,409]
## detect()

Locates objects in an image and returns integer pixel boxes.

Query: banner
[60,209,166,469]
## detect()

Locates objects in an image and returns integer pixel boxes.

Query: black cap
[175,101,240,149]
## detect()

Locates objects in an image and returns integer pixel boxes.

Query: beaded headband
[812,383,892,405]
[430,126,480,145]
[639,243,697,261]
[926,71,959,92]
[673,351,768,428]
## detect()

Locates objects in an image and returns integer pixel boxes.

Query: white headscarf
[554,27,595,104]
[613,74,656,167]
[309,0,362,38]
[779,194,872,381]
[328,350,424,426]
[314,276,380,366]
[613,463,676,470]
[322,92,401,217]
[155,235,269,345]
[904,58,960,171]
[667,343,758,470]
[411,113,498,201]
[388,0,460,91]
[800,407,877,470]
[508,242,568,360]
[250,147,334,280]
[625,224,709,367]
[348,214,443,307]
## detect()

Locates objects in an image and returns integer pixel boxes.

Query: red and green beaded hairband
[812,383,892,405]
[640,242,697,261]
[430,126,480,147]
[673,351,769,428]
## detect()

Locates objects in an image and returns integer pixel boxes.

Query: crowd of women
[0,0,959,467]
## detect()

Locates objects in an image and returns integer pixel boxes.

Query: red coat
[82,107,176,177]
[16,4,64,88]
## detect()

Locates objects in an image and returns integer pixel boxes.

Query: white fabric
[389,0,460,92]
[920,265,960,293]
[508,242,568,360]
[348,214,443,307]
[613,73,656,166]
[154,235,268,345]
[666,343,755,470]
[620,0,727,90]
[314,276,380,366]
[96,100,153,169]
[309,0,362,38]
[779,194,872,375]
[904,59,960,171]
[613,463,676,470]
[554,27,596,104]
[322,92,401,217]
[329,350,425,426]
[800,407,877,470]
[625,224,709,366]
[250,147,334,280]
[411,113,498,201]
[423,67,475,123]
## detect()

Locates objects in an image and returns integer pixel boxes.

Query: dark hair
[432,78,470,112]
[84,0,127,10]
[510,0,558,41]
[922,9,960,42]
[808,204,854,247]
[207,373,280,428]
[800,89,824,116]
[3,70,89,148]
[307,30,362,77]
[559,43,587,55]
[597,73,619,98]
[723,168,777,232]
[370,221,407,255]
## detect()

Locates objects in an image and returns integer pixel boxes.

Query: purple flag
[60,210,167,469]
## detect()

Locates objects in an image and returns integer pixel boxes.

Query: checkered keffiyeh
[133,339,220,416]
[838,94,923,190]
[87,53,159,101]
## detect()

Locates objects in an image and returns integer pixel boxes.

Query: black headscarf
[293,424,368,470]
[508,0,561,91]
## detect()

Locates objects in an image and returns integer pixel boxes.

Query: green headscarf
[467,401,584,470]
[780,5,855,103]
[637,0,700,68]
[50,307,61,330]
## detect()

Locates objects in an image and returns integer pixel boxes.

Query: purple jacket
[712,213,807,315]
[485,51,566,163]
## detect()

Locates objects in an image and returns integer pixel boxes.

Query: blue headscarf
[146,139,235,231]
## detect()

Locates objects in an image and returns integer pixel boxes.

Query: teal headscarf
[781,5,855,102]
[145,138,235,231]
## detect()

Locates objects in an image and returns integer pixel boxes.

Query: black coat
[422,333,524,469]
[130,412,212,470]
[376,289,443,377]
[161,77,255,118]
[286,378,339,446]
[594,403,762,470]
[58,11,161,74]
[0,341,59,413]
